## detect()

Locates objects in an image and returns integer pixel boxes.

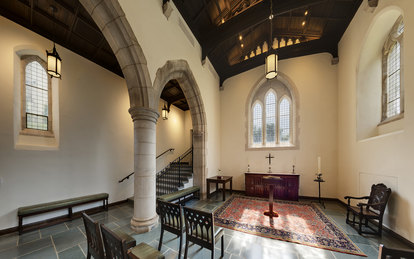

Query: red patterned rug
[214,195,366,257]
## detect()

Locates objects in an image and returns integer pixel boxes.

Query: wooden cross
[266,153,274,165]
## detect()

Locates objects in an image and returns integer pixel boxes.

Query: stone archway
[80,0,160,232]
[153,60,207,197]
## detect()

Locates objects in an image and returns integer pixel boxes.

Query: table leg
[222,182,225,201]
[207,181,211,199]
[230,180,233,195]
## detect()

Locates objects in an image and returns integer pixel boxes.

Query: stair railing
[156,147,193,196]
[118,148,175,183]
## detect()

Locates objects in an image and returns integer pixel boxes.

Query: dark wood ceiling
[0,0,123,77]
[172,0,362,84]
[161,80,189,111]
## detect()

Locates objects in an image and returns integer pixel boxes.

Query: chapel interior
[0,0,414,258]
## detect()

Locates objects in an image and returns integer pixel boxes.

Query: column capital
[128,106,159,123]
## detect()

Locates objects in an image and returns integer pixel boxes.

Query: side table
[206,176,233,201]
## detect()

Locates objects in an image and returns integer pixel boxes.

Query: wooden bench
[158,186,200,204]
[18,193,108,234]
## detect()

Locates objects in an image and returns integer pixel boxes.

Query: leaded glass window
[265,92,276,144]
[279,98,290,142]
[386,42,401,118]
[382,16,403,122]
[252,103,263,144]
[25,61,49,130]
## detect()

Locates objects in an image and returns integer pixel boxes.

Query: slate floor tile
[40,223,68,237]
[0,236,52,258]
[0,233,18,252]
[19,245,57,259]
[52,228,85,252]
[58,245,86,259]
[18,230,40,245]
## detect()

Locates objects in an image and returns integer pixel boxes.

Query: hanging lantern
[162,103,169,120]
[46,43,62,79]
[265,53,278,79]
[265,0,278,80]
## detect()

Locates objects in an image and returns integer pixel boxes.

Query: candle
[317,156,321,173]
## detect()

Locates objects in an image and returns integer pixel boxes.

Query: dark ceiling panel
[172,0,362,85]
[0,0,122,77]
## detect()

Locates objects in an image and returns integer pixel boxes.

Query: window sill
[378,113,404,126]
[20,128,55,138]
[246,144,297,151]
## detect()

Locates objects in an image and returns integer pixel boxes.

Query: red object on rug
[214,195,366,257]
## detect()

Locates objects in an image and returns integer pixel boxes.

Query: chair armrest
[357,202,384,207]
[344,196,370,200]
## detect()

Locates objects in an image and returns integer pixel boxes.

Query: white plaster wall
[118,0,221,180]
[0,17,135,229]
[337,0,414,241]
[156,102,192,172]
[220,53,338,198]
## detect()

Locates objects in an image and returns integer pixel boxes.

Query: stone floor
[0,192,411,259]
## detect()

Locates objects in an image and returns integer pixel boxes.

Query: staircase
[122,148,193,202]
[156,148,193,196]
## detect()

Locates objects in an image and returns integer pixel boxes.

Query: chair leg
[379,219,383,236]
[365,218,368,227]
[352,213,355,226]
[211,249,214,259]
[87,252,91,259]
[184,239,189,259]
[346,208,350,224]
[221,235,224,258]
[358,214,363,235]
[178,235,182,259]
[158,229,164,251]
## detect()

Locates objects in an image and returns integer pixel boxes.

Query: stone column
[129,106,159,233]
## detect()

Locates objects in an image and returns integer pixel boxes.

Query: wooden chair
[100,224,164,259]
[378,244,414,258]
[157,199,185,258]
[82,212,105,259]
[182,207,224,259]
[345,183,391,236]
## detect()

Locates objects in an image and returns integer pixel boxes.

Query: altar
[245,173,300,201]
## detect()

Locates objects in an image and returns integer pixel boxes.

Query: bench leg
[68,207,73,219]
[19,216,23,235]
[105,198,108,211]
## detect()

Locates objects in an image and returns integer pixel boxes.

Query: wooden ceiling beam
[202,0,328,60]
[219,37,337,85]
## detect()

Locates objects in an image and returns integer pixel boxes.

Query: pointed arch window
[382,16,404,122]
[265,91,276,144]
[279,98,290,143]
[252,102,263,145]
[21,55,53,136]
[248,79,296,149]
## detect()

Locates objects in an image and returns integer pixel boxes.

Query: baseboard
[0,199,129,236]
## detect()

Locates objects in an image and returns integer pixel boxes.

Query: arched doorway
[153,60,207,197]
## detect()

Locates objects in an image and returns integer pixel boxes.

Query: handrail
[119,148,174,183]
[118,172,134,183]
[156,148,174,159]
[156,147,193,196]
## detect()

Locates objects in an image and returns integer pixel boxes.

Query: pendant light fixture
[162,102,169,120]
[46,43,62,79]
[265,0,278,80]
[46,5,62,79]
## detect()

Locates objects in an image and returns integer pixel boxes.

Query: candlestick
[317,156,321,173]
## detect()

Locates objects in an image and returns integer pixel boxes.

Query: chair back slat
[158,200,183,232]
[368,183,391,212]
[82,213,105,259]
[183,207,214,244]
[101,224,128,259]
